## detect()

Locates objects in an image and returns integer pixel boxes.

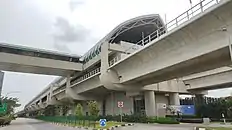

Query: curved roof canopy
[82,14,165,63]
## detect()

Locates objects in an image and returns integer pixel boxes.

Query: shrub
[155,117,179,124]
[166,115,199,118]
[87,101,99,116]
[75,103,83,117]
[0,116,12,126]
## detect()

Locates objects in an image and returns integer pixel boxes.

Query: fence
[36,116,97,128]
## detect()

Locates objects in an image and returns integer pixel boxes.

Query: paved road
[117,123,194,130]
[1,118,195,130]
[0,118,78,130]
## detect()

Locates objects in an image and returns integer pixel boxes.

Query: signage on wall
[118,101,124,108]
[157,103,167,109]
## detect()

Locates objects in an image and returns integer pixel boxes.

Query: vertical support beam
[144,91,156,117]
[48,85,54,102]
[111,92,115,115]
[65,74,75,100]
[228,34,232,62]
[101,42,109,73]
[170,93,180,105]
[0,71,4,97]
[66,74,71,88]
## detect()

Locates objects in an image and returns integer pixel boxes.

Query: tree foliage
[196,97,232,118]
[75,103,83,117]
[0,96,21,116]
[87,101,99,116]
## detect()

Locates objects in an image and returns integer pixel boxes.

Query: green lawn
[204,127,232,130]
[95,121,123,129]
[64,121,124,129]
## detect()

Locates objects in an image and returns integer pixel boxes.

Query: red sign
[118,101,123,108]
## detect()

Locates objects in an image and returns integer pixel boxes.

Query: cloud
[53,17,89,42]
[53,41,71,52]
[69,0,85,11]
[52,17,91,53]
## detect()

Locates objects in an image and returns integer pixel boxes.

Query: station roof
[81,14,165,63]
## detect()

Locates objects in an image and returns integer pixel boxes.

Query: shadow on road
[11,120,47,126]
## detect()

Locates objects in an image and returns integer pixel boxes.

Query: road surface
[1,118,195,130]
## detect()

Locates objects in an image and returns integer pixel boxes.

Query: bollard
[203,118,210,125]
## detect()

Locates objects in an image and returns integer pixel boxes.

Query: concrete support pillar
[59,106,63,116]
[66,74,71,88]
[100,42,109,73]
[170,93,180,105]
[111,92,115,115]
[65,74,77,100]
[144,91,156,117]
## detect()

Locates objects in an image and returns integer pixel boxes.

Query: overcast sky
[1,0,232,111]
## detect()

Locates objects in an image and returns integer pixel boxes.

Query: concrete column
[111,92,115,115]
[66,74,71,88]
[59,106,63,116]
[170,93,180,105]
[65,74,78,100]
[100,42,109,72]
[144,91,156,117]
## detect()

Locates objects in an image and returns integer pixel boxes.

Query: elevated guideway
[0,43,83,75]
[23,0,232,112]
[109,0,232,86]
[183,66,232,90]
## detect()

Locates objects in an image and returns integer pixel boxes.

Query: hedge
[36,114,179,124]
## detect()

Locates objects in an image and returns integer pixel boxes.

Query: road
[1,118,195,130]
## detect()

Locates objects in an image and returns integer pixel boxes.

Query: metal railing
[109,55,122,66]
[70,67,101,87]
[109,0,221,66]
[52,0,221,95]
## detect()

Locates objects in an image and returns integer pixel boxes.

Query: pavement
[0,118,78,130]
[0,118,200,130]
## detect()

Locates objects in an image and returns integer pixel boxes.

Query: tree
[87,101,99,116]
[0,96,21,116]
[75,103,83,117]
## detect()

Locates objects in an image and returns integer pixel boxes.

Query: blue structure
[180,105,195,115]
[169,105,195,115]
[99,119,107,127]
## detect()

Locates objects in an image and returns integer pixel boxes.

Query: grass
[60,120,124,129]
[95,121,123,129]
[203,127,232,130]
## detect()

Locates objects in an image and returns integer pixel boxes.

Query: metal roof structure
[81,14,165,63]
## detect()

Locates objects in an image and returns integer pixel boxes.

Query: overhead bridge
[183,67,232,90]
[0,43,83,75]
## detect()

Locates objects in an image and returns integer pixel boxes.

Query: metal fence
[109,0,221,66]
[36,116,97,128]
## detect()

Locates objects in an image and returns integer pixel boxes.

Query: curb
[51,122,134,130]
[193,127,206,130]
[92,123,134,130]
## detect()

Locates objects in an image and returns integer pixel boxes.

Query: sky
[0,0,232,111]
